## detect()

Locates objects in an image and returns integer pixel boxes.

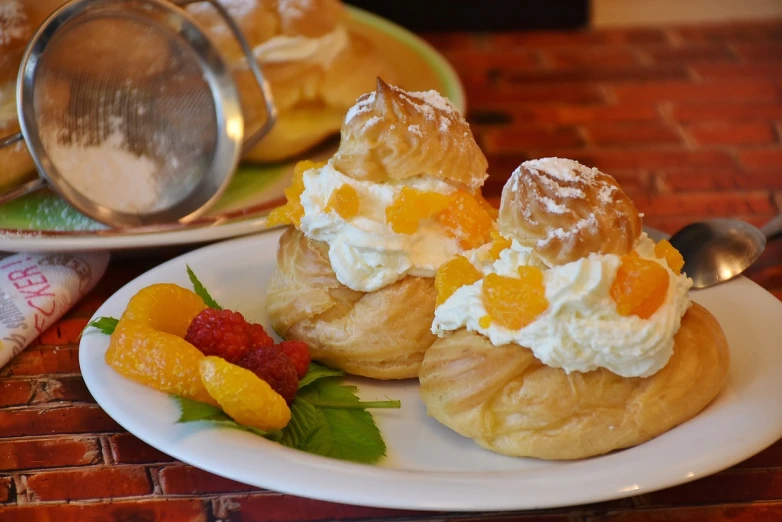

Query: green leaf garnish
[298,362,344,389]
[171,365,399,464]
[173,396,280,440]
[186,265,222,310]
[276,386,389,463]
[298,378,400,410]
[82,316,119,337]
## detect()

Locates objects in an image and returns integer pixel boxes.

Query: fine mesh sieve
[0,0,276,228]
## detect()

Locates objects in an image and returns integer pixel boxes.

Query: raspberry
[185,309,273,364]
[248,323,275,349]
[237,347,299,403]
[277,340,311,379]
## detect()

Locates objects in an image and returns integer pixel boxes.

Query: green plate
[0,6,464,249]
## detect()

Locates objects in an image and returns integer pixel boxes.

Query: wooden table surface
[2,19,782,522]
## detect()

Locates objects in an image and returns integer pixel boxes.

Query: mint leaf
[186,265,222,310]
[277,398,320,449]
[81,316,119,337]
[302,405,386,463]
[277,395,387,463]
[298,362,344,389]
[172,396,278,439]
[299,378,400,410]
[275,379,398,464]
[175,396,228,423]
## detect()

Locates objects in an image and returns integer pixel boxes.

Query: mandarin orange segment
[610,256,670,319]
[105,319,216,405]
[267,160,326,227]
[199,356,291,431]
[435,255,483,305]
[385,187,453,234]
[489,230,512,260]
[654,239,685,274]
[481,268,548,330]
[324,184,360,220]
[435,191,495,250]
[120,284,207,338]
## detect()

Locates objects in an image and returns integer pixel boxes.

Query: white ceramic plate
[80,230,782,512]
[0,6,464,254]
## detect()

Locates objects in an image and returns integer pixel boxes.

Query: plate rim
[0,5,465,250]
[79,230,782,512]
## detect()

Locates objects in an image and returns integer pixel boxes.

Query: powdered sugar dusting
[189,0,257,18]
[439,116,451,133]
[598,183,617,204]
[278,0,313,20]
[0,1,26,46]
[20,196,105,232]
[408,124,422,136]
[405,89,457,115]
[44,125,165,214]
[363,116,381,129]
[345,92,375,124]
[541,196,567,214]
[534,172,586,199]
[523,157,599,184]
[538,213,598,249]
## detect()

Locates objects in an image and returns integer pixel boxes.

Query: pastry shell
[418,302,730,460]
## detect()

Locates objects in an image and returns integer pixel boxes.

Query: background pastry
[0,0,67,192]
[419,158,730,459]
[265,78,494,379]
[185,0,400,163]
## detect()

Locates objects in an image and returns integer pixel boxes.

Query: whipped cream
[253,25,348,67]
[298,161,462,292]
[432,234,693,378]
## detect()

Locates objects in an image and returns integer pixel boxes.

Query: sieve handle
[174,0,278,154]
[0,132,47,205]
[0,132,24,150]
[0,178,47,206]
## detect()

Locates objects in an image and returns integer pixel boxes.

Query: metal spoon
[668,215,782,289]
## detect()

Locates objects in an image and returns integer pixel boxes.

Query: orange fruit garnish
[386,187,453,234]
[435,255,483,305]
[105,319,216,405]
[435,191,495,250]
[610,256,670,319]
[324,184,360,220]
[654,239,685,274]
[489,230,512,260]
[481,267,548,330]
[267,160,326,227]
[479,315,492,328]
[199,356,291,431]
[120,283,207,337]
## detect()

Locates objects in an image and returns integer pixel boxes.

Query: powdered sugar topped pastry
[499,158,642,267]
[265,79,495,379]
[419,158,730,460]
[0,0,71,191]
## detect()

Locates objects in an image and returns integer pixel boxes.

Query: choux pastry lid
[499,157,643,266]
[333,77,489,190]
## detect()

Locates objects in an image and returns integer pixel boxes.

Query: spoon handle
[761,215,782,241]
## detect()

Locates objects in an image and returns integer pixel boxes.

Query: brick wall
[426,21,782,236]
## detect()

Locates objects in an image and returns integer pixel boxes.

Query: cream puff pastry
[185,0,400,163]
[419,158,730,460]
[265,78,495,379]
[0,1,68,191]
